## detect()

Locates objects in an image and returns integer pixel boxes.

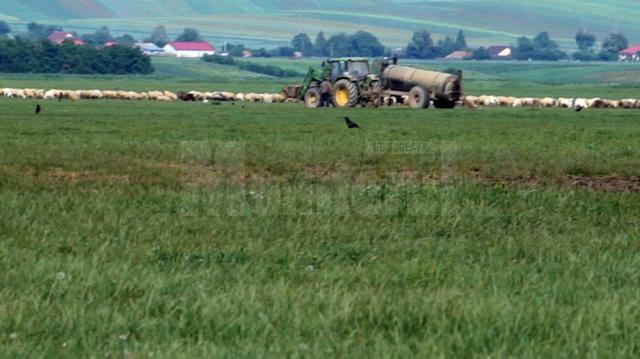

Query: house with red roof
[48,31,84,46]
[619,45,640,62]
[163,41,216,58]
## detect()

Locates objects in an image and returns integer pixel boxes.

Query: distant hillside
[2,1,640,49]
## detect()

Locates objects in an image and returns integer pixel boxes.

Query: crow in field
[344,116,360,129]
[35,104,42,115]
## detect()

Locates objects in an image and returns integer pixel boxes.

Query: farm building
[619,45,640,62]
[487,46,513,59]
[47,31,84,46]
[163,42,216,58]
[136,43,165,56]
[445,50,474,60]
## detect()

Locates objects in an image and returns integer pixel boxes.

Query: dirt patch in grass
[471,169,640,192]
[24,168,131,184]
[8,164,640,193]
[567,175,640,192]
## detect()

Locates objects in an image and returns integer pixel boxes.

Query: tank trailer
[302,57,462,109]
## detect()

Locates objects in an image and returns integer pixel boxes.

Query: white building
[135,43,165,56]
[163,41,216,58]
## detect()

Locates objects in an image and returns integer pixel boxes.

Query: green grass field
[1,93,640,356]
[2,57,640,99]
[3,0,640,48]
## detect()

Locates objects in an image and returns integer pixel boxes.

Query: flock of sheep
[2,87,640,111]
[462,96,640,110]
[0,88,293,103]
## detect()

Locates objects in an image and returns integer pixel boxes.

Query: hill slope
[2,1,640,48]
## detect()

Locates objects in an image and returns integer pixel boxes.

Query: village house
[619,45,640,62]
[163,41,216,58]
[135,43,165,56]
[445,50,474,60]
[47,31,84,46]
[487,45,513,59]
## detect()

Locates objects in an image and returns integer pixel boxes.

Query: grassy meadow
[1,57,640,98]
[1,59,640,356]
[3,0,640,48]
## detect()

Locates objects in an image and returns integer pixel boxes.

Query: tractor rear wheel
[304,87,321,108]
[333,79,359,108]
[408,86,430,109]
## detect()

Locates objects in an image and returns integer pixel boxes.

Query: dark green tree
[325,33,353,57]
[350,31,384,57]
[601,32,628,54]
[473,46,490,60]
[314,32,327,56]
[0,38,152,74]
[144,25,169,47]
[437,35,458,56]
[516,32,566,61]
[115,34,136,47]
[227,43,247,57]
[291,33,314,56]
[575,30,596,52]
[532,32,558,50]
[455,30,467,50]
[82,26,114,46]
[597,32,628,61]
[0,21,11,37]
[532,32,566,60]
[26,23,62,40]
[405,30,438,59]
[176,28,203,42]
[515,36,535,60]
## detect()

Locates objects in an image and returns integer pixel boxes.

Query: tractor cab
[326,58,371,82]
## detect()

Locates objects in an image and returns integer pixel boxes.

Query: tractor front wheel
[333,80,359,108]
[408,86,430,109]
[304,87,321,108]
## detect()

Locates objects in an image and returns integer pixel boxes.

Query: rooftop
[47,31,84,45]
[167,41,215,52]
[620,45,640,55]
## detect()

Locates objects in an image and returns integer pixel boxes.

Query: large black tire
[333,79,359,108]
[304,87,321,108]
[408,86,430,109]
[433,99,457,109]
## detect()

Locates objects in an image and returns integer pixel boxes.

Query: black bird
[344,116,360,129]
[35,104,42,115]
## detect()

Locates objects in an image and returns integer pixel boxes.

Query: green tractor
[301,57,462,109]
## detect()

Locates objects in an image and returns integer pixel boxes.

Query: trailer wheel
[304,87,321,108]
[433,99,457,109]
[333,80,359,108]
[408,86,430,109]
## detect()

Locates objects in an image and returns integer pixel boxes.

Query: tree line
[0,19,634,63]
[0,38,153,74]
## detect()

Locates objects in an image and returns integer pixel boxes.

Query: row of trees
[0,21,205,48]
[573,31,629,61]
[291,31,386,57]
[405,30,467,59]
[405,29,632,61]
[0,38,153,74]
[1,20,634,62]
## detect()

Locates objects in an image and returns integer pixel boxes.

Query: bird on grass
[35,104,42,115]
[344,116,360,129]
